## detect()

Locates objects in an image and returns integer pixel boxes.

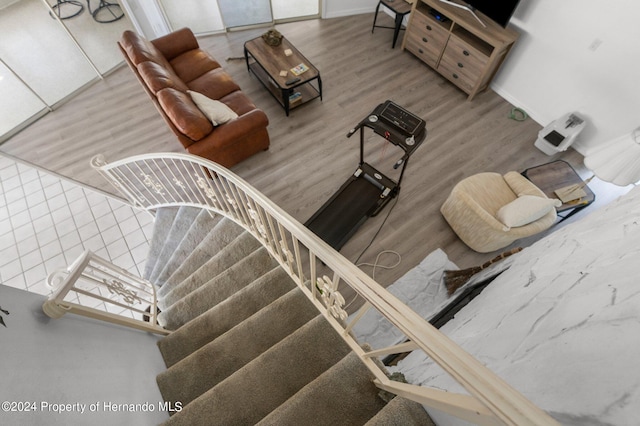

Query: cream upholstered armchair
[441,171,561,253]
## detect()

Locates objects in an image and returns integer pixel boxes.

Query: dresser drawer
[405,32,442,68]
[437,58,476,93]
[410,10,450,47]
[443,32,490,74]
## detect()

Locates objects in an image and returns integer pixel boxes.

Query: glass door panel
[0,0,96,106]
[43,0,136,74]
[217,0,272,29]
[0,61,47,140]
[272,0,318,20]
[159,0,224,34]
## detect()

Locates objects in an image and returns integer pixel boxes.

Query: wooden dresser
[402,0,519,100]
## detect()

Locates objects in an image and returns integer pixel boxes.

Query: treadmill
[305,100,427,250]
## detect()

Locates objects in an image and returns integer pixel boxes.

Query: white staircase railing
[43,249,168,335]
[90,152,558,426]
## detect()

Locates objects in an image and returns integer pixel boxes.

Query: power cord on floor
[354,194,400,265]
[508,107,528,121]
[357,250,401,282]
[345,195,402,310]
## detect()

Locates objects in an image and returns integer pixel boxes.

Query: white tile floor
[0,153,154,297]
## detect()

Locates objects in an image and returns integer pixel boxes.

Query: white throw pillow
[497,195,561,228]
[187,90,238,126]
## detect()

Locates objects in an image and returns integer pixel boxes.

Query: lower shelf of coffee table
[249,62,320,112]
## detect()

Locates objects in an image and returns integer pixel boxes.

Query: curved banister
[92,152,558,426]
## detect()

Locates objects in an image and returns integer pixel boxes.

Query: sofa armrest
[203,109,269,149]
[151,27,199,61]
[186,109,270,168]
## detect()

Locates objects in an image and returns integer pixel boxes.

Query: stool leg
[392,13,404,48]
[372,1,382,33]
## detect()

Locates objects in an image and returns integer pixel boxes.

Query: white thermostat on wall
[534,112,586,155]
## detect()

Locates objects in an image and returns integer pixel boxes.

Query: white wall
[492,0,640,155]
[1,285,169,426]
[322,0,377,19]
[0,0,20,10]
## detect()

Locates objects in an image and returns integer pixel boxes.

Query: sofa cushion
[218,91,257,116]
[150,27,200,61]
[137,61,189,94]
[157,88,213,143]
[188,91,238,126]
[120,30,171,68]
[187,68,242,101]
[170,49,221,83]
[496,195,561,228]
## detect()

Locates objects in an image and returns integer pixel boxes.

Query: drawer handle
[453,73,459,79]
[426,25,432,31]
[463,50,470,56]
[422,37,428,43]
[457,62,464,68]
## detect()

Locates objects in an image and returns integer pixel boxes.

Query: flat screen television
[439,0,521,28]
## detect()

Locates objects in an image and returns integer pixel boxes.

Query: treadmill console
[378,101,425,136]
[356,101,426,153]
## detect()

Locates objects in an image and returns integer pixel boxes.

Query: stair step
[157,267,297,367]
[158,231,261,311]
[158,217,244,298]
[163,316,352,426]
[157,287,317,406]
[158,247,279,330]
[364,396,435,425]
[149,206,202,284]
[153,209,221,288]
[257,351,386,426]
[144,207,179,280]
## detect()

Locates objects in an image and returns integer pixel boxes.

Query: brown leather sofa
[118,28,270,168]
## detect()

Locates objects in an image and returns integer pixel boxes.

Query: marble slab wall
[393,185,640,426]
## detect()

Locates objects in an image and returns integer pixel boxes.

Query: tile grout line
[0,156,152,301]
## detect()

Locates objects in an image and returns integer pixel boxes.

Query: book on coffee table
[290,63,309,76]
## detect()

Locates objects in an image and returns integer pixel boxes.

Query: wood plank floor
[1,14,588,288]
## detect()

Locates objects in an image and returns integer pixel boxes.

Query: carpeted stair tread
[158,217,244,298]
[153,209,221,288]
[163,316,352,426]
[364,396,435,425]
[157,287,317,406]
[144,207,179,280]
[157,267,296,367]
[157,246,279,330]
[158,231,261,310]
[143,206,429,424]
[149,206,202,284]
[257,351,387,426]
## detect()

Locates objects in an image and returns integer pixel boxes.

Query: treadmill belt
[306,177,383,249]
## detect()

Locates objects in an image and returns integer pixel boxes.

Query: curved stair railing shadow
[45,152,557,426]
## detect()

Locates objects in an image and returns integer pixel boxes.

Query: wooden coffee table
[244,35,322,116]
[522,160,596,223]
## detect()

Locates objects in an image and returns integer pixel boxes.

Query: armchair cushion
[497,195,562,229]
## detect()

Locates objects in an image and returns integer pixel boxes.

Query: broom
[444,247,523,295]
